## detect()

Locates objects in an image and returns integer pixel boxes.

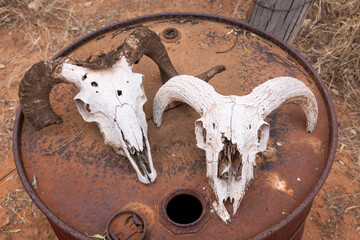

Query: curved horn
[248,77,318,132]
[73,26,179,83]
[153,75,222,127]
[18,60,67,130]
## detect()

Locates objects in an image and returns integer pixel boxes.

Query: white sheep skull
[153,75,318,223]
[59,58,156,183]
[18,27,178,184]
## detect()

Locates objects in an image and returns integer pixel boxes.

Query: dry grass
[294,0,360,237]
[1,189,35,225]
[0,0,124,95]
[294,0,360,109]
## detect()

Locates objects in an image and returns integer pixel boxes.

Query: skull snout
[115,105,156,183]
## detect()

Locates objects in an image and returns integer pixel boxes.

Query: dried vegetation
[295,0,360,109]
[294,0,360,237]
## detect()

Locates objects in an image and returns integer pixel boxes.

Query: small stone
[84,2,92,7]
[350,129,357,135]
[276,142,282,146]
[338,160,345,166]
[0,64,5,69]
[297,178,301,182]
[172,153,175,157]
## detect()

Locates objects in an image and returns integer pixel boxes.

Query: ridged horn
[73,26,179,83]
[153,75,222,127]
[18,60,67,131]
[249,77,318,132]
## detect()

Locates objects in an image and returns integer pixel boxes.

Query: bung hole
[166,194,203,225]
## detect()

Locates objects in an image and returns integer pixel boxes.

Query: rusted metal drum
[13,13,337,240]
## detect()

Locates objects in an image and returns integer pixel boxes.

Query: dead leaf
[90,234,106,239]
[84,2,93,7]
[28,2,40,11]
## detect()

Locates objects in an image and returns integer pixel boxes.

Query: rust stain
[296,137,322,154]
[122,202,154,228]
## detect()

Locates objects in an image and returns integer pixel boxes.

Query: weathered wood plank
[248,0,314,44]
[286,1,312,43]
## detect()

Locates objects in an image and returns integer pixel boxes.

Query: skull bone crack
[19,27,226,184]
[153,75,318,222]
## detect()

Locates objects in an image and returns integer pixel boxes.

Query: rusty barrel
[13,13,337,240]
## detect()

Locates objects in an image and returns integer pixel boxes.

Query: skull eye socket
[85,104,91,113]
[257,123,270,151]
[195,120,206,150]
[74,99,95,122]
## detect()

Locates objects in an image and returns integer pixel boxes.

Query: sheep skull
[57,58,155,183]
[153,75,318,222]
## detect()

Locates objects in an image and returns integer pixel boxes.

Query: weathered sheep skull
[19,27,225,184]
[58,58,155,183]
[153,75,318,222]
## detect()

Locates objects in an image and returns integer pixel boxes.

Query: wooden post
[248,0,314,44]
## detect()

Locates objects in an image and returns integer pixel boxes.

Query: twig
[328,192,360,200]
[266,51,310,77]
[42,131,83,156]
[11,208,28,223]
[243,44,253,55]
[216,35,238,54]
[32,175,38,190]
[95,34,107,42]
[345,205,360,213]
[0,168,16,182]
